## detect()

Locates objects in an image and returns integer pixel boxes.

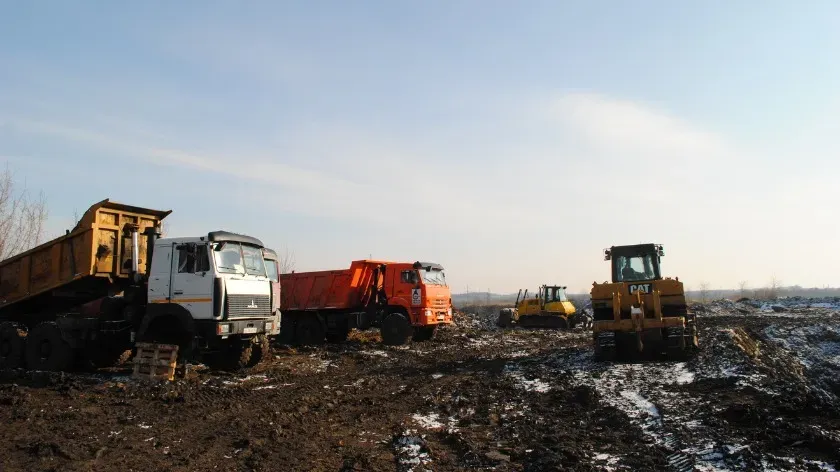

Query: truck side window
[196,246,210,273]
[401,270,417,284]
[177,246,196,274]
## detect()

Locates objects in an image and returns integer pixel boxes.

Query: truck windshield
[265,259,279,282]
[615,254,658,282]
[420,269,447,286]
[241,244,267,277]
[213,242,267,277]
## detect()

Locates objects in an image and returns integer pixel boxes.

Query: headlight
[265,322,273,332]
[424,309,433,318]
[217,323,231,335]
[447,307,452,317]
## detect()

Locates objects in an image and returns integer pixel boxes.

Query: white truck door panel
[170,243,214,319]
[148,245,173,303]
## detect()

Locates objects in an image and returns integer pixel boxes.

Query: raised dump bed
[0,199,171,317]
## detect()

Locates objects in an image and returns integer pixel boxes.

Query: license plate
[243,327,258,334]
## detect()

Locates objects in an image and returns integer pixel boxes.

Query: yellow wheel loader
[497,285,591,330]
[590,244,698,361]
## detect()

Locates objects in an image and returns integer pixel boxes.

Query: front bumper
[196,319,276,340]
[413,307,453,326]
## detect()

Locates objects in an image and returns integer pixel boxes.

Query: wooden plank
[132,343,179,382]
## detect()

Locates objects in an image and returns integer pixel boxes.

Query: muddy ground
[1,297,839,471]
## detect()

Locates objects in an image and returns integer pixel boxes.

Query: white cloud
[3,88,836,291]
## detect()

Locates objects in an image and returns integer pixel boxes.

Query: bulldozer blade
[517,315,569,329]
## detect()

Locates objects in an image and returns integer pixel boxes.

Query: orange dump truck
[279,260,453,345]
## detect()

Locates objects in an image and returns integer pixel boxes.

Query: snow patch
[412,413,444,429]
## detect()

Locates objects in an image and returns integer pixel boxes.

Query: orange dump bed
[280,260,384,312]
[0,199,170,315]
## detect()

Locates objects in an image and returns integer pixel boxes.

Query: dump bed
[0,199,171,316]
[280,260,384,312]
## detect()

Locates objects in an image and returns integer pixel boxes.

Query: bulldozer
[590,244,698,360]
[497,285,591,329]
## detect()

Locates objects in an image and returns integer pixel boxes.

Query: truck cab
[388,261,452,327]
[140,231,279,358]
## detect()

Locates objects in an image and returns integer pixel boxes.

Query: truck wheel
[247,335,271,368]
[381,312,412,346]
[296,317,326,346]
[0,322,26,369]
[278,313,296,345]
[326,319,350,344]
[412,325,437,342]
[25,322,75,372]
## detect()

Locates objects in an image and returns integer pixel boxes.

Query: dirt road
[1,298,838,471]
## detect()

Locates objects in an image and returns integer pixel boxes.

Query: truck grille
[226,294,271,319]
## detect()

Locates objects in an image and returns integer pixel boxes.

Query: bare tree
[0,166,48,260]
[699,282,710,304]
[278,246,296,274]
[767,275,782,299]
[738,280,749,299]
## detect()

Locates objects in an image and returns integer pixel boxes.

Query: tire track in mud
[538,350,701,471]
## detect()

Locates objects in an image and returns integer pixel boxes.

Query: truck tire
[381,312,412,346]
[278,313,296,345]
[247,335,271,368]
[0,322,26,369]
[296,316,326,346]
[326,319,350,344]
[411,325,437,342]
[25,322,75,372]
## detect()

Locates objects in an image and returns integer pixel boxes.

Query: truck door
[147,244,173,303]
[170,243,214,319]
[398,269,421,308]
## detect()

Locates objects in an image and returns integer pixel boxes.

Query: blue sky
[1,1,838,293]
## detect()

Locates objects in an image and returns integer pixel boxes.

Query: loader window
[616,254,659,282]
[548,287,568,302]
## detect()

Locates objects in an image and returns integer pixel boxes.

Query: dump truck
[279,260,452,346]
[590,243,698,361]
[497,285,591,329]
[0,199,279,372]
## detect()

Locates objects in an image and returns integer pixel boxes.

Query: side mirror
[604,249,612,261]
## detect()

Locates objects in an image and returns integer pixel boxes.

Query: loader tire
[0,322,26,369]
[381,312,412,346]
[26,322,74,372]
[412,325,437,342]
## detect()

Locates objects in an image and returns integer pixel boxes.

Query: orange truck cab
[279,260,453,346]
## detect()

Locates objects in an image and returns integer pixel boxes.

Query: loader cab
[542,285,569,304]
[604,244,664,283]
